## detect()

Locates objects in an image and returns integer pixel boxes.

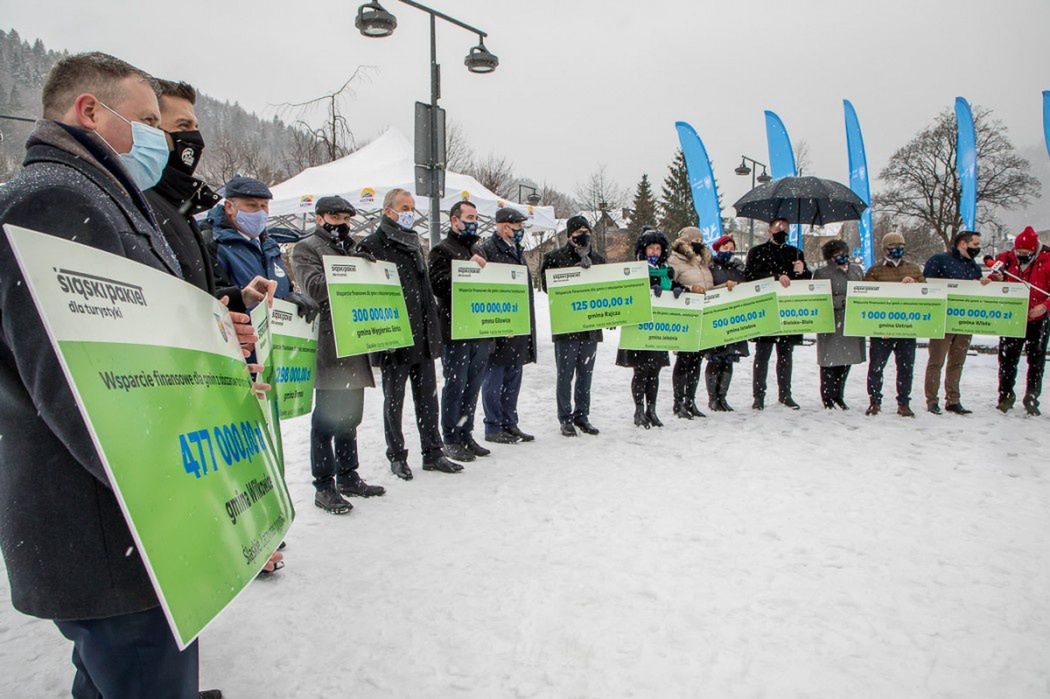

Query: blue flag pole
[954,97,978,232]
[764,110,802,248]
[674,121,724,246]
[843,100,874,269]
[1043,91,1050,161]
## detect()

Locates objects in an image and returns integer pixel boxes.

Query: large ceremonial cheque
[618,291,704,351]
[324,256,413,357]
[268,298,318,419]
[698,277,780,350]
[927,279,1029,338]
[450,260,531,340]
[3,224,294,650]
[545,261,653,335]
[843,282,947,338]
[774,279,835,335]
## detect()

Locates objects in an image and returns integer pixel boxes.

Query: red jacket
[995,248,1050,313]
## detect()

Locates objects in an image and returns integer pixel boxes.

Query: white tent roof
[268,128,557,230]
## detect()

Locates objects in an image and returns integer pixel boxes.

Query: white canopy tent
[267,128,557,235]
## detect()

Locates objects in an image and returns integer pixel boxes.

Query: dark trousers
[482,363,524,434]
[380,360,444,462]
[55,606,198,699]
[672,351,703,405]
[554,339,597,422]
[631,366,662,406]
[440,339,491,444]
[998,317,1049,400]
[753,338,795,400]
[867,337,916,405]
[819,365,851,404]
[311,388,364,489]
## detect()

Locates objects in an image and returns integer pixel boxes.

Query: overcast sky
[7,0,1050,212]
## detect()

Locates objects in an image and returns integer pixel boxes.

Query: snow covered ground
[2,297,1049,697]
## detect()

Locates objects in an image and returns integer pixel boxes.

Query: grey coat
[290,228,376,390]
[0,121,184,621]
[813,263,867,367]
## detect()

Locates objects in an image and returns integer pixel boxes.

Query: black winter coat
[357,217,443,366]
[539,243,606,343]
[475,234,537,366]
[0,121,184,621]
[744,240,812,345]
[428,231,481,343]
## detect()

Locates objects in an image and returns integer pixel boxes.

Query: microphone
[986,256,1050,297]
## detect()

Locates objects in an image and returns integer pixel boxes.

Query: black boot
[645,375,663,427]
[833,367,850,410]
[705,364,722,412]
[717,365,735,412]
[686,400,707,418]
[315,484,353,514]
[686,365,705,417]
[422,455,465,473]
[673,399,693,419]
[646,403,664,427]
[997,391,1016,413]
[337,471,386,497]
[634,401,650,429]
[1023,394,1041,416]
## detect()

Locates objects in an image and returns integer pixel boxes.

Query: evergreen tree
[658,149,696,233]
[627,173,658,238]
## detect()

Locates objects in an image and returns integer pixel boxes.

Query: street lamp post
[734,155,772,251]
[517,183,541,206]
[356,1,498,247]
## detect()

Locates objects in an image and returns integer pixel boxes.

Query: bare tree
[574,165,628,216]
[472,154,516,197]
[794,139,812,175]
[445,120,474,173]
[876,105,1040,250]
[538,182,576,218]
[274,66,375,165]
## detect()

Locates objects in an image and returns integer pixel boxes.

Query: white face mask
[397,210,416,230]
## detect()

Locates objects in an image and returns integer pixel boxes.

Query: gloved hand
[672,287,685,299]
[353,250,378,263]
[285,291,320,324]
[652,286,663,297]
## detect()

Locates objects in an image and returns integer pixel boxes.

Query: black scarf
[152,166,220,217]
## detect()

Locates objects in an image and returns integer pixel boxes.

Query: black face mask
[166,129,205,176]
[1016,253,1033,265]
[690,242,706,255]
[323,222,351,238]
[571,233,590,248]
[965,246,982,259]
[772,231,788,245]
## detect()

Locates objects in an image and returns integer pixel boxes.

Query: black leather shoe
[945,403,972,415]
[199,691,224,699]
[505,426,535,442]
[752,397,765,411]
[465,436,491,457]
[390,459,413,480]
[337,473,386,497]
[560,421,578,437]
[927,401,942,415]
[833,399,849,411]
[422,455,464,473]
[485,431,521,444]
[443,443,477,462]
[686,401,707,418]
[673,402,693,420]
[779,396,801,410]
[315,486,353,514]
[573,417,600,435]
[1023,394,1041,416]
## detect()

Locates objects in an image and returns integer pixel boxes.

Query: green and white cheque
[618,291,704,352]
[3,224,294,649]
[323,256,413,357]
[698,277,781,350]
[267,298,318,419]
[545,261,653,335]
[451,261,531,340]
[843,282,947,339]
[774,278,835,335]
[927,279,1029,338]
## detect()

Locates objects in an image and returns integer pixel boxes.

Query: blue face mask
[234,208,268,238]
[459,221,479,238]
[397,211,416,230]
[646,255,661,267]
[887,246,906,260]
[100,102,169,191]
[716,251,734,263]
[511,227,524,244]
[833,253,850,266]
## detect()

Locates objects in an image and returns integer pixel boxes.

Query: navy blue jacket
[923,248,983,281]
[206,205,292,298]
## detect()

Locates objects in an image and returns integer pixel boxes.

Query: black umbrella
[732,175,867,226]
